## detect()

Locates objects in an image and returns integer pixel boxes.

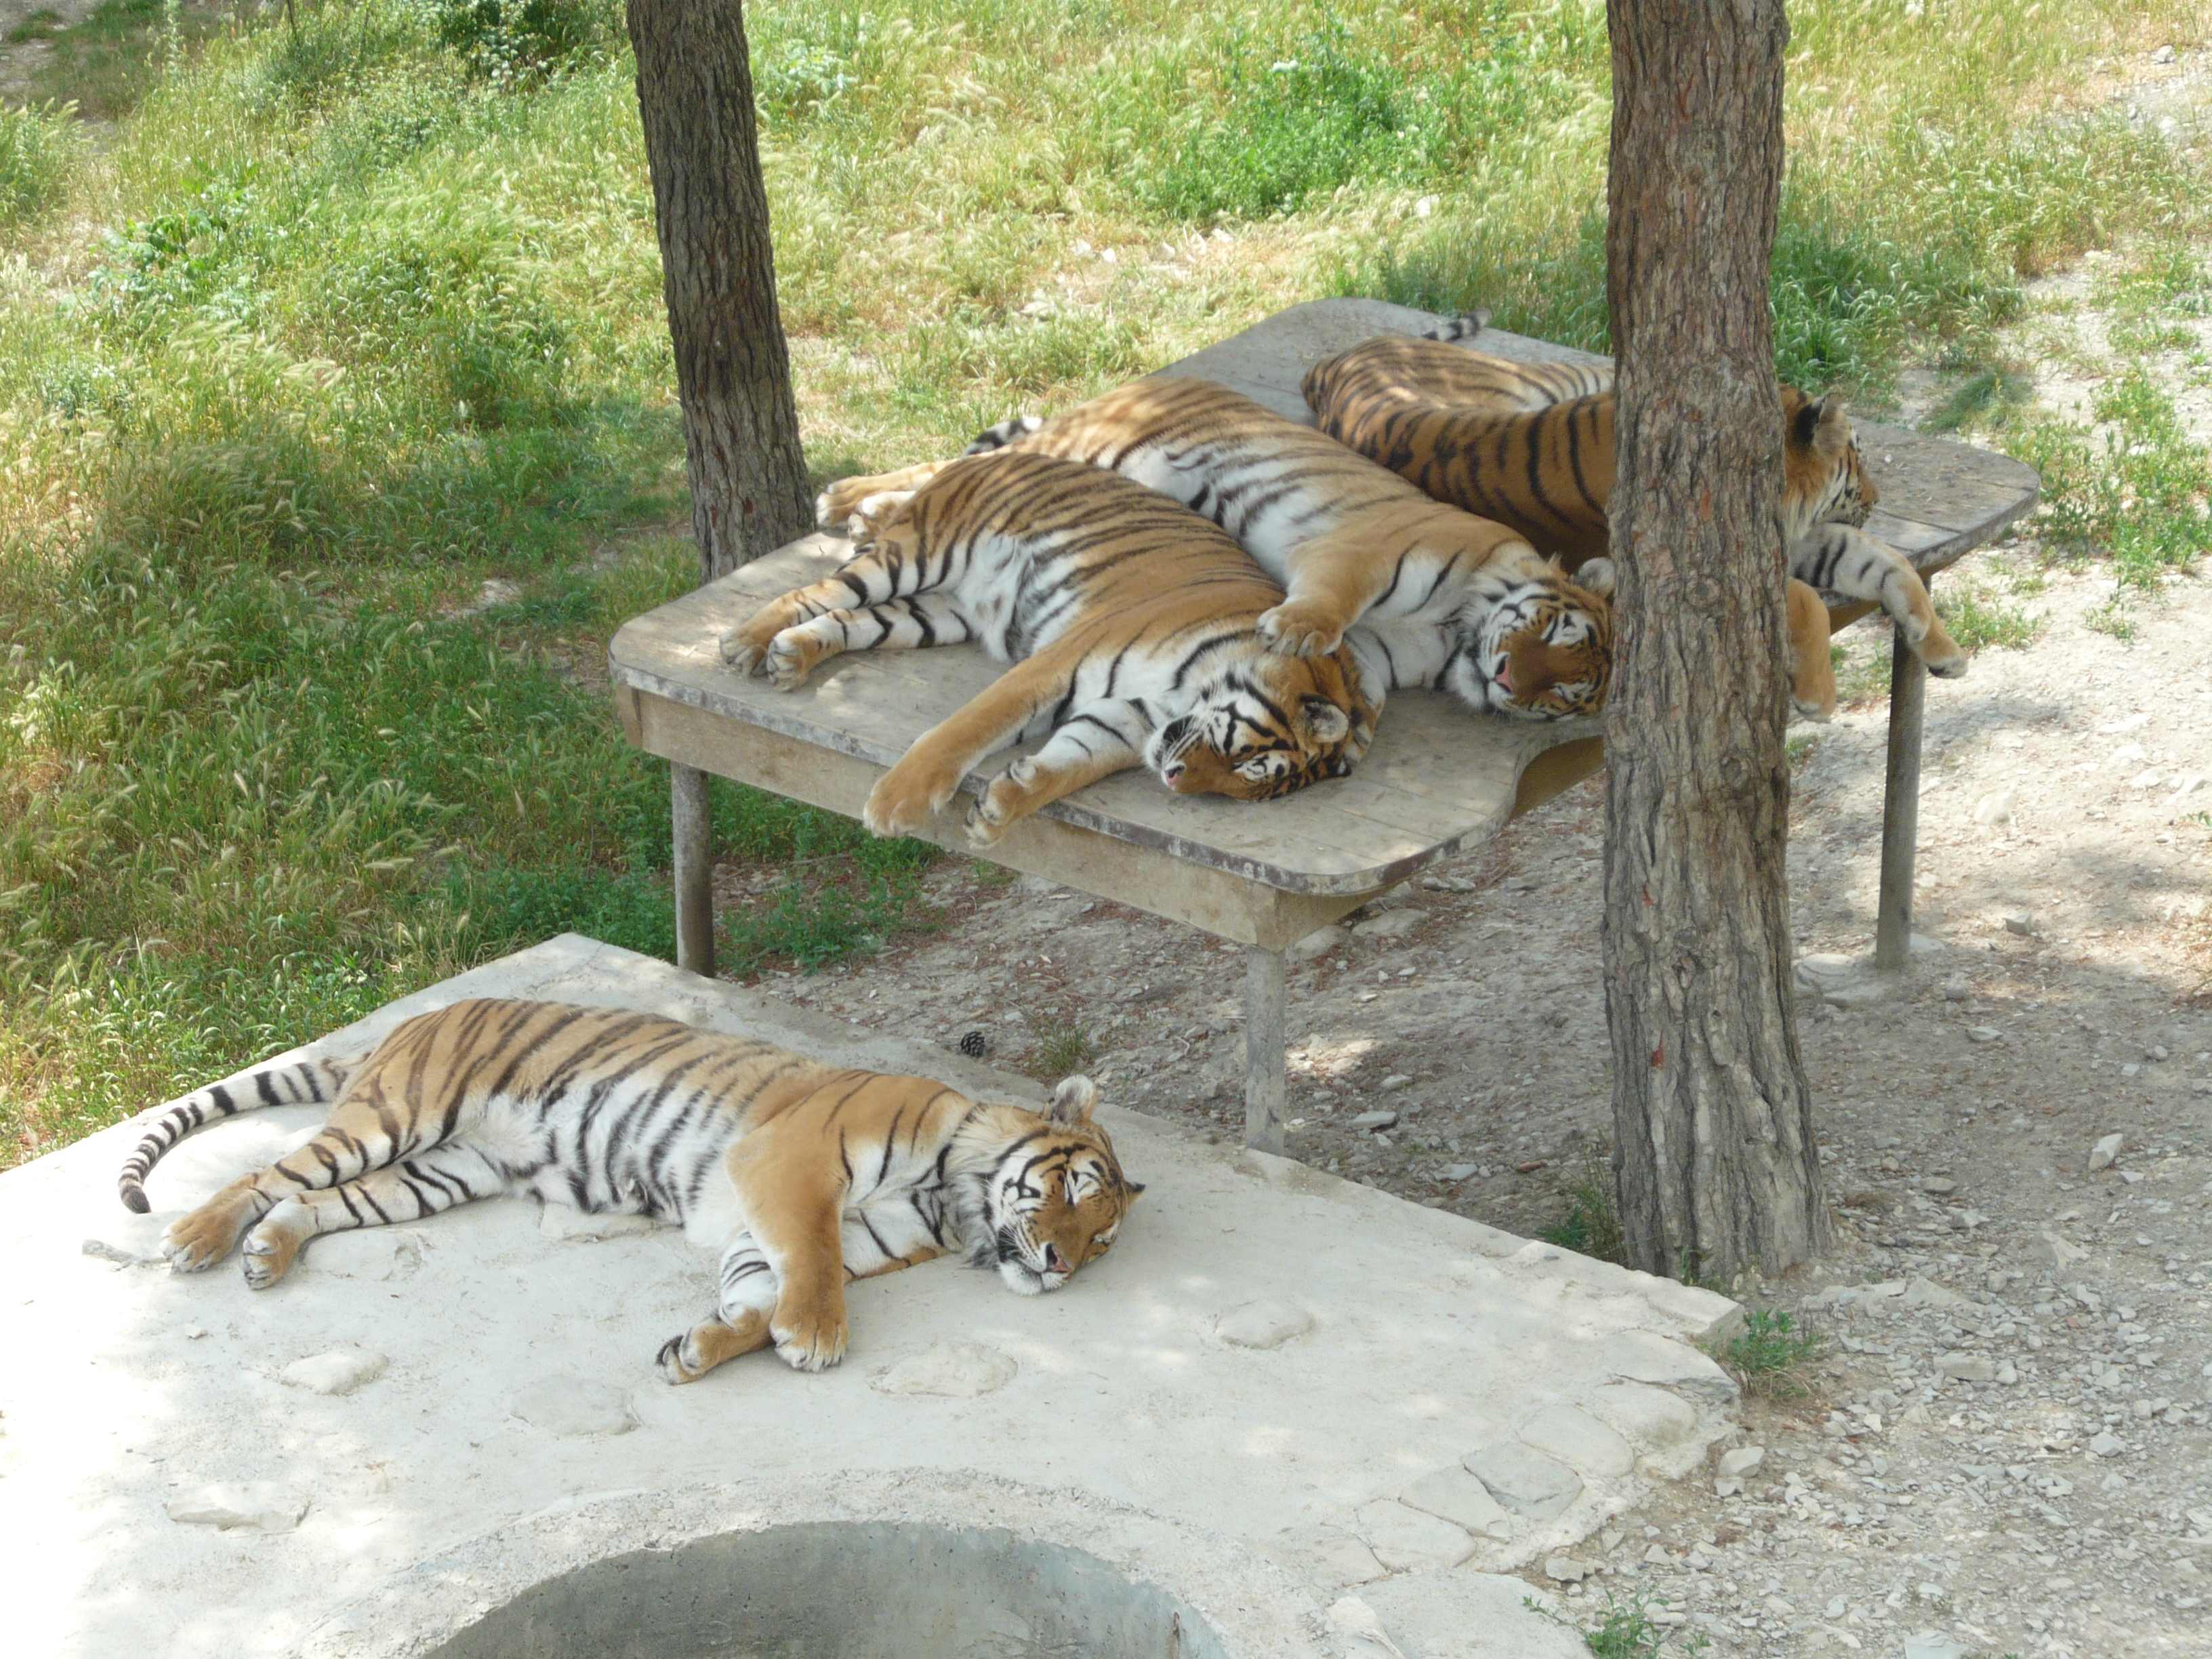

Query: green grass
[1540,1145,1625,1264]
[1027,1016,1099,1082]
[1719,1308,1827,1401]
[1,0,2207,1168]
[1936,578,2045,651]
[1527,1591,1712,1658]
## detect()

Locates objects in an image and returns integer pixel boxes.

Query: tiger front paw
[1257,600,1346,659]
[1921,639,1969,679]
[770,1303,848,1374]
[720,619,783,677]
[964,762,1040,847]
[863,758,958,838]
[764,630,832,691]
[239,1205,308,1290]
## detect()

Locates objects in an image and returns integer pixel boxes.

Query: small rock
[872,1339,1018,1397]
[2088,1430,2125,1457]
[2154,43,2177,62]
[1215,1298,1315,1351]
[1350,1110,1399,1132]
[1354,1499,1475,1573]
[166,1483,308,1533]
[279,1349,387,1397]
[1544,1556,1590,1583]
[1288,924,1347,963]
[1440,1162,1482,1183]
[1964,1026,2001,1044]
[183,1326,207,1340]
[1643,1544,1671,1564]
[1920,1176,1956,1195]
[1713,1477,1742,1498]
[2089,1132,2125,1172]
[2002,911,2034,936]
[1996,1361,2018,1385]
[1940,975,1971,1002]
[1939,1355,1996,1382]
[1377,1074,1413,1093]
[509,1378,636,1437]
[2032,1230,2089,1269]
[1904,1631,1973,1659]
[1970,790,2015,825]
[2148,1044,2171,1062]
[1352,910,1423,941]
[1717,1445,1765,1479]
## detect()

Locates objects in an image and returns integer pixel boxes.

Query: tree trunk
[628,0,813,583]
[1601,0,1830,1283]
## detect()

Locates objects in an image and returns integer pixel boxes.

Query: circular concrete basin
[424,1520,1228,1659]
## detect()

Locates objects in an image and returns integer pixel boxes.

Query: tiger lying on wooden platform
[723,451,1386,845]
[120,998,1140,1378]
[810,375,1618,725]
[1302,315,1969,719]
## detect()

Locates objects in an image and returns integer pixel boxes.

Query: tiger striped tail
[116,1048,360,1213]
[1420,309,1491,343]
[962,415,1042,455]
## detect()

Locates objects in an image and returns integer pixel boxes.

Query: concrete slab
[1,936,1740,1658]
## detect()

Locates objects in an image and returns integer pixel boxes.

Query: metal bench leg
[1873,582,1929,973]
[1244,945,1286,1155]
[672,762,715,977]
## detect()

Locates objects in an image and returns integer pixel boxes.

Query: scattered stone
[1440,1163,1482,1183]
[1354,1499,1475,1573]
[1904,1632,1973,1659]
[1940,975,1972,1002]
[2154,42,2177,62]
[1643,1544,1671,1564]
[183,1326,207,1340]
[1399,1465,1514,1540]
[537,1204,659,1241]
[1465,1442,1584,1521]
[279,1349,387,1397]
[1287,925,1347,963]
[2089,1133,2125,1172]
[872,1339,1018,1397]
[2147,1044,2171,1062]
[1713,1477,1742,1498]
[166,1483,308,1532]
[1520,1405,1635,1479]
[1543,1556,1590,1583]
[1377,1074,1412,1093]
[2032,1230,2090,1270]
[508,1378,636,1437]
[1214,1298,1314,1351]
[1969,788,2016,825]
[1350,1110,1399,1133]
[1717,1445,1765,1479]
[1353,910,1422,941]
[1939,1355,1996,1382]
[1921,1176,1957,1194]
[2002,911,2035,936]
[1965,1026,2001,1044]
[2089,1430,2126,1457]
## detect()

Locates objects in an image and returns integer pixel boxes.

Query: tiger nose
[1044,1244,1069,1273]
[1161,762,1185,785]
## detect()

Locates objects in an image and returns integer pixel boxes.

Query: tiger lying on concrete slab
[120,998,1141,1378]
[810,375,1618,724]
[1303,316,1969,718]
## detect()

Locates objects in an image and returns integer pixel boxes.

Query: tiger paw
[863,761,958,838]
[1256,600,1345,659]
[657,1330,710,1385]
[1922,640,1969,679]
[161,1206,244,1273]
[720,623,780,676]
[765,630,830,691]
[770,1309,848,1374]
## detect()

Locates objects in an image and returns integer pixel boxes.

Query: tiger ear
[1300,697,1351,743]
[1797,394,1851,459]
[1575,557,1618,598]
[1122,1180,1145,1203]
[1048,1076,1098,1125]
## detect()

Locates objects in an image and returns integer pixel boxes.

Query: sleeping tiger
[721,452,1379,844]
[810,375,1618,723]
[119,998,1140,1378]
[1303,317,1969,715]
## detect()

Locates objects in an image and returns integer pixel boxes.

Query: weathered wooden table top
[609,299,2040,899]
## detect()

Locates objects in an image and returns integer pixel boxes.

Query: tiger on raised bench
[1302,316,1969,718]
[723,452,1383,846]
[119,999,1140,1379]
[809,375,1618,724]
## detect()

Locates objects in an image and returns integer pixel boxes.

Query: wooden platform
[609,299,2041,1150]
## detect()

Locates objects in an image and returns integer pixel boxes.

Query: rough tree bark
[628,0,813,582]
[1601,0,1831,1282]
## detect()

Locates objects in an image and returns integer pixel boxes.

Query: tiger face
[981,1077,1143,1296]
[1455,559,1616,720]
[1144,644,1377,800]
[1781,388,1879,544]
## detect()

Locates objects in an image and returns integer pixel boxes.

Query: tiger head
[980,1077,1143,1296]
[1145,641,1379,799]
[1453,558,1616,720]
[1780,387,1879,544]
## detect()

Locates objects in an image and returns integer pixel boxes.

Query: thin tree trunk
[628,0,813,583]
[1601,0,1830,1282]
